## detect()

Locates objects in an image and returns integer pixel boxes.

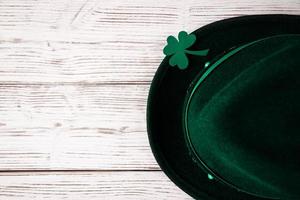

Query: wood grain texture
[0,84,158,170]
[0,0,299,84]
[0,171,192,199]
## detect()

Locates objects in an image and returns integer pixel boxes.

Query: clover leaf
[163,31,209,70]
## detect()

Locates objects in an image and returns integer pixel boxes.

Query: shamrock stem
[185,49,209,56]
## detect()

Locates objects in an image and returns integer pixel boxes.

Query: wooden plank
[0,0,299,83]
[0,171,191,199]
[0,84,159,170]
[0,39,160,84]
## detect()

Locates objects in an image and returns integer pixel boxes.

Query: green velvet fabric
[147,15,300,200]
[185,35,300,199]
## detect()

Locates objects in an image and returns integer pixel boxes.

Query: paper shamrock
[163,31,209,70]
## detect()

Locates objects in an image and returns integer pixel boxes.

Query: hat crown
[184,35,300,199]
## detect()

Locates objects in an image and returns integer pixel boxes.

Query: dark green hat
[147,15,300,200]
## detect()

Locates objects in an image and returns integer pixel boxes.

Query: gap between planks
[0,81,151,86]
[0,169,161,173]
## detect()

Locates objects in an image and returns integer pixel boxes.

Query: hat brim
[147,14,300,200]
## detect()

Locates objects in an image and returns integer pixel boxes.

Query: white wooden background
[0,0,299,199]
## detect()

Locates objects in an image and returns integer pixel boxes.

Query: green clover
[163,31,209,70]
